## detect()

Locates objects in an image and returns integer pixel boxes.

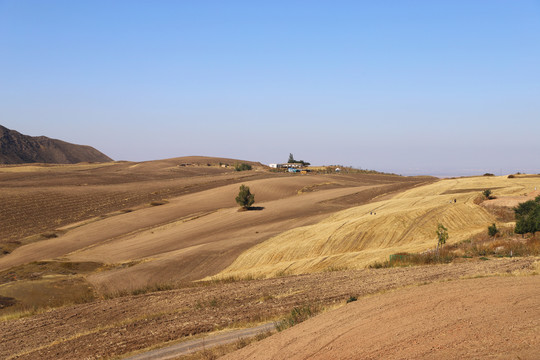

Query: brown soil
[0,160,431,294]
[226,275,540,360]
[0,156,268,247]
[0,257,536,360]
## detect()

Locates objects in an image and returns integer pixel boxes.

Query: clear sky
[1,1,539,176]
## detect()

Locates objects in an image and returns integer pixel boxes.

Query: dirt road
[126,323,275,360]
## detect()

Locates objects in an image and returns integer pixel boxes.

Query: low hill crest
[0,125,112,164]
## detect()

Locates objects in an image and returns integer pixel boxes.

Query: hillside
[0,125,112,164]
[0,164,429,296]
[224,275,540,360]
[215,175,540,279]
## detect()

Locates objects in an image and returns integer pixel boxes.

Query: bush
[488,223,499,237]
[235,184,255,209]
[235,163,252,171]
[514,199,540,236]
[483,173,494,176]
[483,189,492,199]
[508,174,515,178]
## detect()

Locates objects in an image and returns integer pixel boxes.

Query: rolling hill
[215,175,540,279]
[0,125,112,164]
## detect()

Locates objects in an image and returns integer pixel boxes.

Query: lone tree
[236,184,255,210]
[483,189,492,199]
[514,197,540,237]
[436,223,448,253]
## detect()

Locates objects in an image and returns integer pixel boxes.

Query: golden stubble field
[0,157,429,300]
[1,158,539,360]
[216,175,540,279]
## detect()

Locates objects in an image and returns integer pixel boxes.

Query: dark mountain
[0,125,113,164]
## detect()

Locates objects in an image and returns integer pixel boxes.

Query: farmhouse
[271,163,302,169]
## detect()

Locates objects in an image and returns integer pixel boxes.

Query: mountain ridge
[0,125,112,164]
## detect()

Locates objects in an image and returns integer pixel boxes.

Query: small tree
[288,153,295,163]
[236,184,255,209]
[436,223,448,253]
[483,189,492,199]
[487,223,499,237]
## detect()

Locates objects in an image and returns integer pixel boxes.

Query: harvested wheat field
[216,175,540,279]
[0,157,429,297]
[223,274,540,360]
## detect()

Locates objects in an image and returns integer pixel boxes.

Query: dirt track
[0,258,536,360]
[225,275,540,360]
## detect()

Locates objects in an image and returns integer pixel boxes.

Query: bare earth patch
[225,275,540,360]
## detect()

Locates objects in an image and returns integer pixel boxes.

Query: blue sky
[1,0,539,176]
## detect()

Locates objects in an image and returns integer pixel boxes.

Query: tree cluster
[514,196,540,236]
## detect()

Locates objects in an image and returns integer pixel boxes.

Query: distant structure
[270,163,302,169]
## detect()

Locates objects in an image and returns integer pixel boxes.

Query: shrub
[488,223,499,237]
[234,163,252,171]
[508,174,515,178]
[483,189,492,199]
[483,173,494,176]
[235,184,255,209]
[346,296,357,303]
[514,199,540,236]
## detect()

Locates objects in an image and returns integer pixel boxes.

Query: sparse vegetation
[483,189,493,199]
[483,173,494,176]
[436,223,448,253]
[234,163,252,171]
[275,304,321,332]
[346,296,357,303]
[369,235,540,269]
[488,223,499,237]
[235,184,255,209]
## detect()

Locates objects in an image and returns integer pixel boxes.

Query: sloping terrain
[224,274,540,360]
[0,160,428,294]
[1,258,536,360]
[0,156,266,246]
[0,125,112,164]
[216,175,540,278]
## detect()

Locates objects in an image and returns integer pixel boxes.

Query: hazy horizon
[1,1,539,177]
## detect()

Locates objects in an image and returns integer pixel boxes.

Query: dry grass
[216,176,540,279]
[0,277,96,319]
[369,232,540,268]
